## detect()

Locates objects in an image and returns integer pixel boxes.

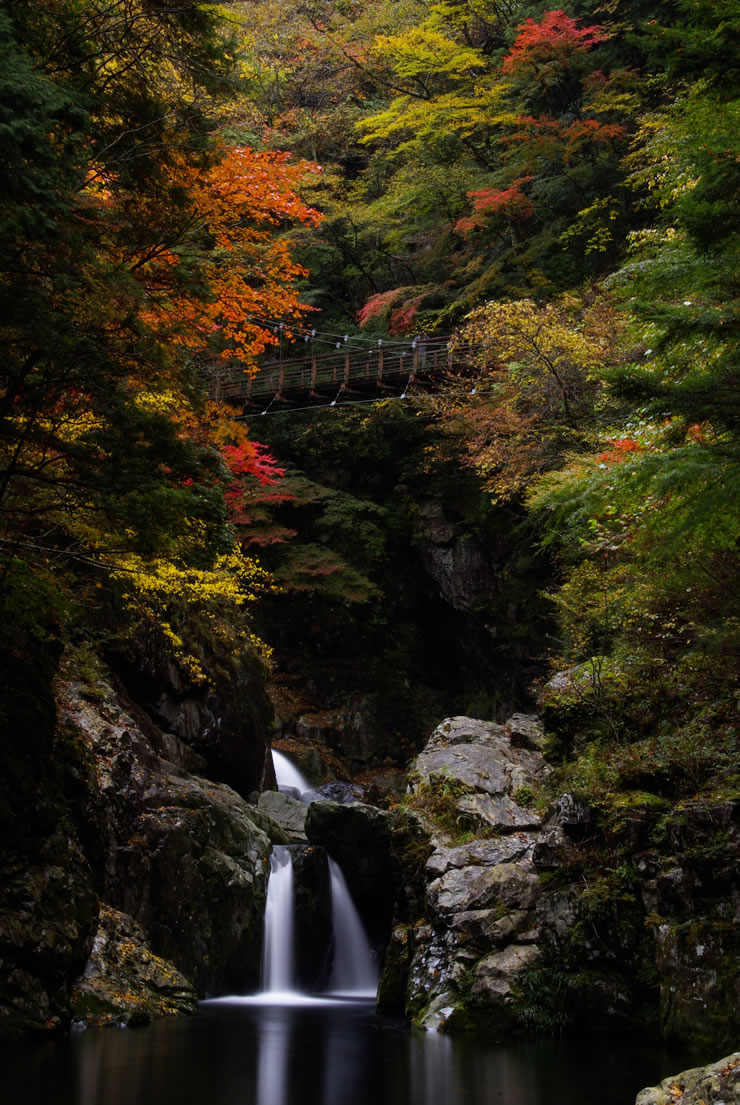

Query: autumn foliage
[502,10,609,75]
[0,0,321,677]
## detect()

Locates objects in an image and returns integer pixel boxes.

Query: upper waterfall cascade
[272,749,311,795]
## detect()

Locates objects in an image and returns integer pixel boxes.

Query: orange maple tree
[126,144,323,367]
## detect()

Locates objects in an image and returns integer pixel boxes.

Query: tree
[423,295,618,499]
[0,0,320,677]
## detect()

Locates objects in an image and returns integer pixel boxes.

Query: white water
[328,858,378,997]
[262,845,295,994]
[260,751,377,1002]
[272,749,311,795]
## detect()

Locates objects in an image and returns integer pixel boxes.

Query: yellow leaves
[427,295,619,502]
[371,25,486,83]
[132,389,182,417]
[455,296,611,379]
[110,546,273,682]
[359,87,514,146]
[357,22,510,148]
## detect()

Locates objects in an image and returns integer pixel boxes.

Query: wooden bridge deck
[209,336,482,411]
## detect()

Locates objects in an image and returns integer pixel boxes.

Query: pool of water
[3,997,703,1105]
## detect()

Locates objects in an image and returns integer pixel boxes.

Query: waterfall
[261,749,377,1001]
[262,845,296,993]
[272,749,311,795]
[260,847,377,1000]
[327,858,378,996]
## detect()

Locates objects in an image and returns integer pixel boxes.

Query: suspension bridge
[207,334,484,414]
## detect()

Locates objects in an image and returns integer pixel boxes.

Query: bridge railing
[209,336,485,404]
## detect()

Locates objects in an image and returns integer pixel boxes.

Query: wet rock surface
[0,825,98,1038]
[0,658,277,1040]
[109,633,274,798]
[376,715,555,1030]
[305,800,397,949]
[70,905,197,1028]
[58,678,273,997]
[290,846,333,990]
[258,790,309,842]
[377,717,740,1048]
[635,1052,740,1105]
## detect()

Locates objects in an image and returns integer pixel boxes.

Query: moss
[438,1004,476,1033]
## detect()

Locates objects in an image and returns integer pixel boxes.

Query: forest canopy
[1,0,738,782]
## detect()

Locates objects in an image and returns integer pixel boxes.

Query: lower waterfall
[327,857,378,996]
[260,845,378,1000]
[262,846,295,993]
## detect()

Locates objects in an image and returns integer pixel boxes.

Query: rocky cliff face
[372,715,553,1031]
[341,715,740,1052]
[0,649,281,1039]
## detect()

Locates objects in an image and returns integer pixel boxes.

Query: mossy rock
[70,906,197,1028]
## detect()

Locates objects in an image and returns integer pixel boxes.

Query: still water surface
[4,997,701,1105]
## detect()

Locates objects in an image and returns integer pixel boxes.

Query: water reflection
[2,999,706,1105]
[256,1009,288,1105]
[408,1029,454,1105]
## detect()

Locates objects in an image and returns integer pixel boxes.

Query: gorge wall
[1,643,737,1060]
[0,640,284,1037]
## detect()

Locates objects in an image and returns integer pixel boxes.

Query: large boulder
[0,823,97,1038]
[290,845,333,990]
[258,791,309,842]
[70,905,197,1028]
[407,715,550,836]
[304,801,396,948]
[635,1053,740,1105]
[377,715,553,1030]
[414,501,495,613]
[655,920,740,1053]
[58,676,275,996]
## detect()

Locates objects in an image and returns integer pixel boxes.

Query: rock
[304,800,396,946]
[284,694,393,768]
[507,714,545,751]
[426,835,535,877]
[635,1053,740,1105]
[534,886,580,942]
[549,793,594,841]
[289,846,333,990]
[655,920,740,1052]
[411,743,508,794]
[427,862,540,916]
[70,905,197,1028]
[406,929,470,1022]
[302,781,366,804]
[385,716,555,1031]
[449,909,530,949]
[414,502,495,613]
[531,824,576,870]
[407,715,548,841]
[257,791,309,842]
[455,792,542,833]
[0,823,97,1038]
[418,992,472,1032]
[655,866,696,915]
[109,629,274,798]
[376,925,413,1014]
[411,715,548,796]
[58,677,273,997]
[424,716,508,750]
[469,944,541,1011]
